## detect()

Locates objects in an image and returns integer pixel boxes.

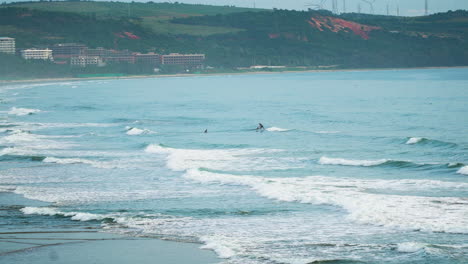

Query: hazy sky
[6,0,468,16]
[164,0,468,16]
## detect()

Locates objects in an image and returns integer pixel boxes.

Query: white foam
[266,127,291,132]
[21,207,60,216]
[4,122,115,131]
[200,236,237,258]
[43,157,124,169]
[397,242,426,253]
[8,107,41,116]
[184,169,468,234]
[457,166,468,175]
[0,130,75,150]
[314,131,340,134]
[21,207,105,221]
[126,127,155,135]
[319,156,387,167]
[145,144,290,172]
[406,137,423,145]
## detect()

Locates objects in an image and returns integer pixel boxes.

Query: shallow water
[1,69,467,263]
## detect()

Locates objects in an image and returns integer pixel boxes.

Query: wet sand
[0,192,219,264]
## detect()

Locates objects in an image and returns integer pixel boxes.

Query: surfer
[256,123,265,131]
[204,129,208,133]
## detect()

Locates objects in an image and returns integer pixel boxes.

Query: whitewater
[1,69,468,264]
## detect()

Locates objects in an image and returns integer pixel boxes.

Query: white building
[70,56,104,67]
[0,37,15,54]
[21,49,53,61]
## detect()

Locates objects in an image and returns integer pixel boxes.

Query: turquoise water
[1,69,467,263]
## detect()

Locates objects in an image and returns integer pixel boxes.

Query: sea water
[0,69,467,264]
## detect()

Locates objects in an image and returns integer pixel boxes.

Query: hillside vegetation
[1,1,467,79]
[4,1,257,36]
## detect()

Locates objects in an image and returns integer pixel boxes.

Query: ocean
[1,68,467,264]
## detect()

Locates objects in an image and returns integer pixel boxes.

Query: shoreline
[0,192,220,264]
[1,65,467,85]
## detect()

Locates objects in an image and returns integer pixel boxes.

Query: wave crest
[406,137,425,145]
[145,144,288,172]
[266,127,291,132]
[319,157,387,167]
[8,107,41,116]
[457,166,468,175]
[125,127,155,135]
[20,207,106,221]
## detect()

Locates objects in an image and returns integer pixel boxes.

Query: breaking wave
[406,137,424,145]
[457,166,468,175]
[144,144,291,172]
[183,169,468,234]
[318,156,464,171]
[8,107,41,116]
[405,137,457,148]
[125,126,155,135]
[21,207,107,222]
[319,157,388,167]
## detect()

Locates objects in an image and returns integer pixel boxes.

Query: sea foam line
[265,127,291,132]
[144,144,290,172]
[319,156,388,167]
[183,169,468,234]
[42,157,124,169]
[20,207,107,222]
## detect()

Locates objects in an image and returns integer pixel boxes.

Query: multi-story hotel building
[21,49,54,60]
[134,52,160,66]
[70,56,104,67]
[161,53,205,67]
[51,43,87,59]
[0,37,15,54]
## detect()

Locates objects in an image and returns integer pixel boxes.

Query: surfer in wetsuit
[204,129,208,133]
[256,123,265,131]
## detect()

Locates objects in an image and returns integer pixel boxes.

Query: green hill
[1,1,467,79]
[3,1,260,36]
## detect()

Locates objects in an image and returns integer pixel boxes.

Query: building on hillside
[103,55,135,64]
[99,49,135,64]
[134,52,160,66]
[70,56,104,67]
[86,47,114,57]
[51,43,87,59]
[0,37,15,54]
[161,53,205,67]
[21,49,53,61]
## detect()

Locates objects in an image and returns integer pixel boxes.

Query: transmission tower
[361,0,375,14]
[332,0,338,14]
[425,0,428,16]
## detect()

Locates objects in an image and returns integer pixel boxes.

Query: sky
[5,0,468,16]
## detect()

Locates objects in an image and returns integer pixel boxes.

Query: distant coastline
[1,66,467,85]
